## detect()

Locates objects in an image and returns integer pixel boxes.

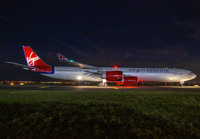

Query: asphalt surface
[0,85,200,91]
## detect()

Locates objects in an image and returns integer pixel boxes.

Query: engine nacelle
[124,76,138,86]
[102,71,123,81]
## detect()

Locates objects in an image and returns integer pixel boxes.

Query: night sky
[1,0,200,82]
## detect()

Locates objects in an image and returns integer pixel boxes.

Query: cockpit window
[188,72,193,76]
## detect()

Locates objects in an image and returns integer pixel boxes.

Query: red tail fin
[23,46,52,73]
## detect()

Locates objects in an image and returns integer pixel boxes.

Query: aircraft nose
[193,74,197,79]
[192,73,197,79]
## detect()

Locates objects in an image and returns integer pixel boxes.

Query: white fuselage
[40,67,196,83]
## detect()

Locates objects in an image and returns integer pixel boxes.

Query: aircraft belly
[41,71,101,82]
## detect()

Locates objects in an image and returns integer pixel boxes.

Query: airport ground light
[0,81,199,86]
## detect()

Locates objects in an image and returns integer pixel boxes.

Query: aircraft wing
[56,53,100,69]
[5,62,39,70]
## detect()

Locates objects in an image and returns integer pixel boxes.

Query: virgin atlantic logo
[26,52,40,66]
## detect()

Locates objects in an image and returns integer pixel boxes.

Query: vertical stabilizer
[22,46,53,73]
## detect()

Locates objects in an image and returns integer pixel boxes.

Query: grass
[0,90,200,138]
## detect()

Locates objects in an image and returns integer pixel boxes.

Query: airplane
[5,46,196,87]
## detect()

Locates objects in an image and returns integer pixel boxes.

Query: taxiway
[1,85,200,91]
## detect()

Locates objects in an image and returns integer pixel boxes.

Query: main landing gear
[98,79,107,87]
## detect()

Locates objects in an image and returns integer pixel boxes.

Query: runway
[1,85,200,91]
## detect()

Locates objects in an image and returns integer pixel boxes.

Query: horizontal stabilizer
[5,62,39,70]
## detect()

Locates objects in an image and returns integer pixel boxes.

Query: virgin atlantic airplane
[5,46,196,87]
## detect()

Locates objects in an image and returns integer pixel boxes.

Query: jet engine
[123,76,138,85]
[101,71,123,81]
[101,71,138,86]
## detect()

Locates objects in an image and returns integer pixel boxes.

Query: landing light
[77,76,82,80]
[20,83,24,85]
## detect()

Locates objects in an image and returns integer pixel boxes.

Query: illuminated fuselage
[41,67,196,83]
[6,46,197,86]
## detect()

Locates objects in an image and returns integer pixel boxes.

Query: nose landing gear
[180,81,184,87]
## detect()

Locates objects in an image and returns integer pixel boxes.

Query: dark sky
[1,0,200,82]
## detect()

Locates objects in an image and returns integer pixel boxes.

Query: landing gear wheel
[98,82,107,87]
[98,83,103,87]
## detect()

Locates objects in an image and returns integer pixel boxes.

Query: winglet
[56,53,69,62]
